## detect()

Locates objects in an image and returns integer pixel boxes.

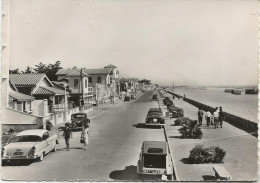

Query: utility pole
[118,78,121,99]
[172,80,174,93]
[96,83,99,110]
[112,90,114,105]
[81,68,84,111]
[64,84,67,122]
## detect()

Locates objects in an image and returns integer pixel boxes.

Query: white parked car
[137,141,173,180]
[2,129,57,162]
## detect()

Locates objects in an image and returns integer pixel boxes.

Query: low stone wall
[2,106,93,133]
[166,91,258,137]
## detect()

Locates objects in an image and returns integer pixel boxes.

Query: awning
[9,90,34,101]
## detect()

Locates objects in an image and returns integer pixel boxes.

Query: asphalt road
[2,90,166,181]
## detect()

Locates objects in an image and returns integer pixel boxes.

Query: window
[74,79,78,88]
[97,76,101,84]
[85,79,88,88]
[89,77,92,83]
[12,135,42,142]
[42,132,50,140]
[143,155,166,168]
[110,77,112,84]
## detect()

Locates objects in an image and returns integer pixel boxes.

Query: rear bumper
[137,168,169,175]
[145,123,164,126]
[2,155,38,160]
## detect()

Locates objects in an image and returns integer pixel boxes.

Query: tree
[23,66,33,74]
[9,68,20,74]
[139,79,151,85]
[34,61,63,81]
[46,61,63,81]
[34,62,48,73]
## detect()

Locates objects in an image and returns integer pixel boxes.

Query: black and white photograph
[1,0,259,181]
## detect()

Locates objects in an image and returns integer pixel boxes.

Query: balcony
[49,103,68,113]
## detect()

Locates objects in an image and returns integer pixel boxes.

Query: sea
[170,87,258,123]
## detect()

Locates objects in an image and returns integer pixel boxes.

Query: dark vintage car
[145,108,165,128]
[71,113,90,130]
[124,96,131,102]
[137,141,173,180]
[152,94,157,99]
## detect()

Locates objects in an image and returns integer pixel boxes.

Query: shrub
[169,107,184,118]
[188,120,198,128]
[191,126,203,139]
[174,117,190,126]
[189,145,226,164]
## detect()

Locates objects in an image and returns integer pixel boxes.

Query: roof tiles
[10,73,49,86]
[33,86,65,95]
[83,68,111,75]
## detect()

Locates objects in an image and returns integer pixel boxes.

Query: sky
[7,0,259,86]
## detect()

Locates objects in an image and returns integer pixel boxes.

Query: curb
[157,89,179,181]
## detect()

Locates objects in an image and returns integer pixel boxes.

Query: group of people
[198,107,225,128]
[63,120,89,151]
[45,119,89,151]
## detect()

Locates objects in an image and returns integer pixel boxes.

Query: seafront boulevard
[158,91,257,181]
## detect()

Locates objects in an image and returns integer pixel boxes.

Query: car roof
[16,129,47,137]
[142,141,167,155]
[148,108,161,112]
[72,113,87,115]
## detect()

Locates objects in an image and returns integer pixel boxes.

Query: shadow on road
[57,147,85,151]
[202,175,217,181]
[132,124,161,129]
[180,158,193,164]
[168,135,181,139]
[2,160,34,167]
[109,165,139,181]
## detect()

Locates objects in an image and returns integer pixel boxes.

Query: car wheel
[167,175,173,180]
[38,152,44,161]
[52,144,57,152]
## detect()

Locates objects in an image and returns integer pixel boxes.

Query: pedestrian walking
[219,107,225,128]
[81,125,89,150]
[205,111,212,127]
[81,118,90,150]
[210,111,214,125]
[198,108,204,126]
[63,123,72,151]
[213,107,219,128]
[45,119,53,131]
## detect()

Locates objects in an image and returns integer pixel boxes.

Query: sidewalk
[158,92,257,181]
[54,99,125,129]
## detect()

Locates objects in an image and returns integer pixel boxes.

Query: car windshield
[148,112,162,115]
[11,135,42,142]
[143,154,166,168]
[72,114,85,119]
